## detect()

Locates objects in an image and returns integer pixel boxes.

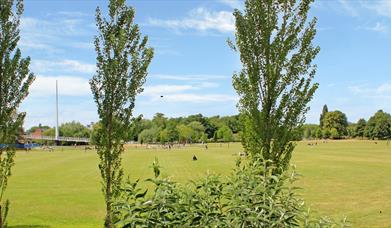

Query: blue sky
[18,0,391,128]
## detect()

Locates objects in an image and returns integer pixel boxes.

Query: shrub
[113,158,348,227]
[322,129,331,139]
[330,128,340,139]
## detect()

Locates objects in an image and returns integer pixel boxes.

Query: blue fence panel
[0,143,41,149]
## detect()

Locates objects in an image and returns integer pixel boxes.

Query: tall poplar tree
[231,0,319,169]
[0,0,35,226]
[319,104,328,128]
[90,0,153,226]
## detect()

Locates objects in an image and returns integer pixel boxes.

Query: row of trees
[29,107,391,144]
[303,105,391,140]
[129,113,238,144]
[27,114,240,144]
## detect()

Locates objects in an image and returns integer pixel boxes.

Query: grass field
[5,140,391,227]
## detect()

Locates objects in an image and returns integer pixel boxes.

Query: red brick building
[31,128,44,138]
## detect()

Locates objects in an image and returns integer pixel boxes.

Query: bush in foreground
[113,158,348,227]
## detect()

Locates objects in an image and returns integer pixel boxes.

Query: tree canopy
[365,110,391,140]
[231,0,319,169]
[322,111,348,137]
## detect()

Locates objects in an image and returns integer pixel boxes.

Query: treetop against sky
[18,0,391,128]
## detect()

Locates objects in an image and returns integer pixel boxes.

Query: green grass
[5,141,391,227]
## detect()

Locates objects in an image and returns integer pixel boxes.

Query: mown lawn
[5,140,391,227]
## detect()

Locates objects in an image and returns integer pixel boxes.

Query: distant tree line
[94,113,241,144]
[28,106,391,144]
[26,113,242,144]
[302,104,391,140]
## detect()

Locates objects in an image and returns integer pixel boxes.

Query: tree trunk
[105,163,112,228]
[0,205,3,228]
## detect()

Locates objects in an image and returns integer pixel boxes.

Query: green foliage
[89,123,99,145]
[346,124,356,138]
[200,133,208,143]
[302,124,320,139]
[113,158,348,227]
[322,128,331,139]
[330,128,340,139]
[220,115,242,134]
[138,127,159,144]
[127,114,242,144]
[161,119,179,143]
[322,111,348,136]
[216,125,233,142]
[89,0,153,226]
[355,118,366,138]
[364,110,391,140]
[36,122,91,145]
[319,104,328,129]
[152,113,167,129]
[125,115,143,142]
[0,0,35,226]
[60,121,91,138]
[176,124,194,143]
[159,129,169,144]
[304,128,311,139]
[128,118,152,142]
[315,128,323,139]
[42,128,55,137]
[231,0,319,169]
[188,121,205,142]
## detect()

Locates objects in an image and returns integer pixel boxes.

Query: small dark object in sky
[192,155,197,161]
[160,95,163,98]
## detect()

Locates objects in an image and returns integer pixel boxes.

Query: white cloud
[19,16,94,52]
[198,82,220,88]
[142,85,196,96]
[349,83,391,99]
[141,82,234,103]
[31,59,96,74]
[21,17,88,36]
[29,75,91,97]
[358,22,389,33]
[142,80,222,97]
[370,22,388,33]
[70,42,95,50]
[61,60,95,73]
[57,11,89,17]
[153,74,229,81]
[377,83,391,93]
[365,0,391,18]
[155,93,237,103]
[147,7,235,33]
[338,0,359,17]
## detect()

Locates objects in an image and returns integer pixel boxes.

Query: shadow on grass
[9,226,50,228]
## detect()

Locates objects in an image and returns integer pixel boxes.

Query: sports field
[6,140,391,227]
